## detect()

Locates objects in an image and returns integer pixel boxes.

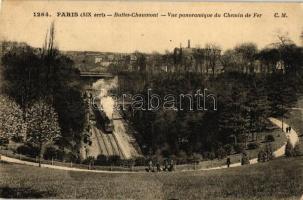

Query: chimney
[188,40,191,48]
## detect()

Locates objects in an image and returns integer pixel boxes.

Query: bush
[247,142,260,150]
[190,153,203,163]
[11,135,23,143]
[95,154,108,165]
[0,137,9,146]
[82,156,95,165]
[107,155,122,165]
[16,144,39,157]
[176,150,188,164]
[224,144,234,155]
[294,143,302,156]
[258,150,266,162]
[55,149,65,161]
[134,156,147,166]
[209,151,216,160]
[64,152,79,162]
[234,143,246,154]
[285,140,294,157]
[241,151,250,165]
[202,151,215,160]
[265,143,274,160]
[43,146,57,160]
[125,159,135,168]
[265,134,275,142]
[216,147,227,159]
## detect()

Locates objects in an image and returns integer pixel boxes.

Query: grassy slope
[0,156,302,199]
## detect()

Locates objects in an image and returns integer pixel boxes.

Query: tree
[218,84,249,146]
[234,43,258,73]
[271,33,303,73]
[1,44,42,109]
[258,48,280,73]
[26,99,61,167]
[1,23,86,156]
[216,146,227,159]
[205,43,221,76]
[280,44,303,73]
[285,139,294,157]
[220,49,241,72]
[265,143,273,160]
[133,52,146,72]
[244,77,270,140]
[266,73,296,117]
[193,49,205,74]
[0,95,26,140]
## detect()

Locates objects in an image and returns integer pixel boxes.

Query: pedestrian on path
[163,159,168,171]
[156,162,161,172]
[226,157,231,168]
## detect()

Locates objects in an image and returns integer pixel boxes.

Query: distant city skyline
[0,1,302,53]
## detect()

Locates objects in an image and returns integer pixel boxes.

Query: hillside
[0,156,302,199]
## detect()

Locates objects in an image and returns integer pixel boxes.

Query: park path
[0,118,300,173]
[268,117,299,156]
[185,117,300,171]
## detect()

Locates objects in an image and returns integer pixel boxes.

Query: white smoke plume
[92,76,118,119]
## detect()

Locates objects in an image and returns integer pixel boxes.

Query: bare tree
[42,21,56,58]
[274,32,294,47]
[193,49,205,74]
[205,43,221,76]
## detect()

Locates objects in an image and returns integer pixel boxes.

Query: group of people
[226,152,250,168]
[286,126,292,133]
[146,159,175,172]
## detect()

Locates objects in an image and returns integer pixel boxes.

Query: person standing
[163,159,168,171]
[148,160,153,172]
[226,157,231,168]
[169,159,175,171]
[156,162,161,172]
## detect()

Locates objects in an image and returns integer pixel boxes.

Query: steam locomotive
[91,102,114,133]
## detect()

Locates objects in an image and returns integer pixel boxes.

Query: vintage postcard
[0,0,303,199]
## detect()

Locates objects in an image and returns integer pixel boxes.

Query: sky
[0,1,302,53]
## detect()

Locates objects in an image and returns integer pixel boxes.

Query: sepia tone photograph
[0,0,303,199]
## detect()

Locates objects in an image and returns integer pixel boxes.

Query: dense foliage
[0,95,25,139]
[117,41,303,158]
[1,37,86,158]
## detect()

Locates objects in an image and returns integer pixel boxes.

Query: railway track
[93,127,109,156]
[109,133,127,159]
[92,124,127,158]
[104,134,116,156]
[91,127,103,156]
[99,130,114,156]
[112,131,127,159]
[107,134,120,157]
